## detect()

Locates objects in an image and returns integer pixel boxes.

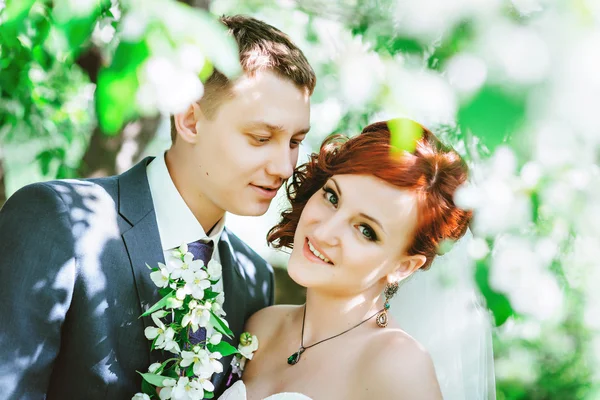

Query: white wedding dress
[218,380,313,400]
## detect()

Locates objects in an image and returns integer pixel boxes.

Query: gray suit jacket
[0,157,274,399]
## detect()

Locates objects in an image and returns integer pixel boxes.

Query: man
[0,15,315,399]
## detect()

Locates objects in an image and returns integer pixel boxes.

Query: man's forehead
[242,120,310,136]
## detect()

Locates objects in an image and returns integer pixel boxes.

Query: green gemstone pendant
[287,347,305,365]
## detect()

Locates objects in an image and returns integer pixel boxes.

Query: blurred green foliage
[1,0,599,398]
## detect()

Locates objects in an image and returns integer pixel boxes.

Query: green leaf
[141,290,175,318]
[475,257,514,326]
[155,358,179,375]
[198,59,214,82]
[428,21,475,70]
[141,378,158,397]
[203,290,220,300]
[385,36,424,55]
[204,391,215,399]
[207,341,238,357]
[96,68,138,134]
[3,0,36,25]
[137,372,170,387]
[186,366,195,377]
[388,118,424,153]
[95,40,149,134]
[209,311,234,338]
[458,85,527,151]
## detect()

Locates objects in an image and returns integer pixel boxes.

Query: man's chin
[228,201,271,217]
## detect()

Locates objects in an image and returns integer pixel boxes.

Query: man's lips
[250,184,279,199]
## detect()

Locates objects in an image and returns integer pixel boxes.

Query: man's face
[177,70,311,217]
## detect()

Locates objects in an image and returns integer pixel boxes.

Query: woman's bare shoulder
[245,305,301,345]
[355,328,442,400]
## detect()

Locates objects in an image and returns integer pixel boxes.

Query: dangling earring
[376,281,400,328]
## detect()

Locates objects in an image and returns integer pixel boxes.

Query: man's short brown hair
[170,15,316,141]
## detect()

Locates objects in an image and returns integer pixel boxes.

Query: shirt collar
[146,153,226,251]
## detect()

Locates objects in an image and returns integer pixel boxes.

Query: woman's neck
[299,287,385,345]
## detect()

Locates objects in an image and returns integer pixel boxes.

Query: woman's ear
[387,254,427,283]
[173,102,203,144]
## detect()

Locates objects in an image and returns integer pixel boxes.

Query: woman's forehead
[331,174,419,232]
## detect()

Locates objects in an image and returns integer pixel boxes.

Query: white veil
[390,230,496,399]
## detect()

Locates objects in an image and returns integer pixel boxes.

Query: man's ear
[173,102,203,144]
[387,254,427,283]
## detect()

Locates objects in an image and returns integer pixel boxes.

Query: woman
[220,119,472,399]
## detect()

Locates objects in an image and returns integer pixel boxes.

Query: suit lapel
[118,159,248,387]
[118,158,166,342]
[213,229,248,389]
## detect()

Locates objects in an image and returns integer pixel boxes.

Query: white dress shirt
[146,153,226,293]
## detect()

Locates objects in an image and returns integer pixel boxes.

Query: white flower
[148,362,162,373]
[158,378,177,400]
[207,260,222,280]
[181,303,211,332]
[166,297,184,309]
[179,269,211,300]
[183,252,206,271]
[160,327,181,354]
[166,257,186,280]
[150,267,170,288]
[166,250,206,282]
[238,334,259,360]
[211,292,226,316]
[197,376,214,393]
[230,355,247,378]
[209,332,222,345]
[132,393,151,400]
[171,376,205,400]
[187,348,223,379]
[170,243,188,259]
[144,312,168,343]
[206,351,224,375]
[180,347,210,377]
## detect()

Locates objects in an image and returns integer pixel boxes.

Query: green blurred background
[1,0,600,398]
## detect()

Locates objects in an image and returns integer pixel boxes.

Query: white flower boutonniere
[131,244,257,400]
[230,332,259,379]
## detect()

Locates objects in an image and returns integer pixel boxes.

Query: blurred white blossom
[455,147,532,237]
[385,66,457,126]
[445,54,488,95]
[339,43,384,108]
[137,56,204,115]
[494,346,538,384]
[490,236,564,322]
[481,23,550,85]
[393,0,501,40]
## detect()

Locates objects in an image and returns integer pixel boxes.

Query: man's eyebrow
[245,121,310,136]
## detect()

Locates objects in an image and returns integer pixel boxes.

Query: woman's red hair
[267,119,472,270]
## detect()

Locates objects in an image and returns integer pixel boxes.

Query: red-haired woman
[220,120,474,400]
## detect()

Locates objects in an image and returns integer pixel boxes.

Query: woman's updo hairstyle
[267,119,472,270]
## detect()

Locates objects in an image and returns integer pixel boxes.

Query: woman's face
[288,174,422,297]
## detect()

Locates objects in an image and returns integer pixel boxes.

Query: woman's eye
[255,137,270,143]
[323,188,338,206]
[290,140,303,148]
[358,225,378,242]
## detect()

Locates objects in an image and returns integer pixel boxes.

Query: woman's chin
[286,260,326,289]
[286,262,310,288]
